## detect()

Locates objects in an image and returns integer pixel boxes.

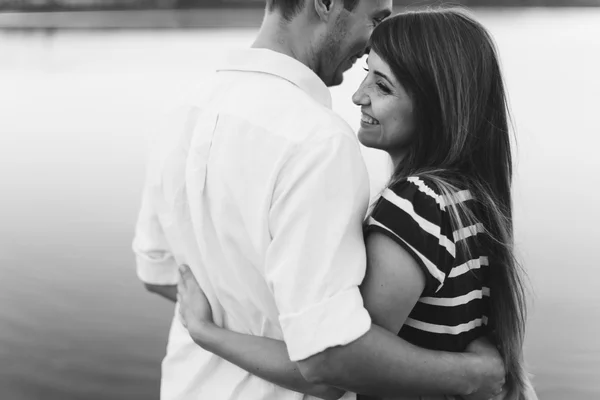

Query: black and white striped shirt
[366,176,490,352]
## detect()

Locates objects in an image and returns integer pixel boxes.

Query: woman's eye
[363,67,369,72]
[376,82,391,94]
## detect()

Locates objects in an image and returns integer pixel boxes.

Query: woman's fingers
[176,264,213,330]
[489,385,507,400]
[180,264,196,281]
[178,264,189,288]
[179,312,187,328]
[177,266,187,326]
[177,274,183,292]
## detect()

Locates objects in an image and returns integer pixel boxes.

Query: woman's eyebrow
[373,70,394,87]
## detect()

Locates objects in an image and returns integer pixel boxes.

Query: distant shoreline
[1,0,599,13]
[0,9,265,30]
[0,6,597,31]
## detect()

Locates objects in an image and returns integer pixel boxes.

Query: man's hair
[266,0,360,21]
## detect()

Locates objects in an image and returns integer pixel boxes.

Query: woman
[178,8,532,400]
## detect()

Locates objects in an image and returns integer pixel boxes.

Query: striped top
[366,176,490,352]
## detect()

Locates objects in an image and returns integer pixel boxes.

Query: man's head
[266,0,360,21]
[265,0,393,87]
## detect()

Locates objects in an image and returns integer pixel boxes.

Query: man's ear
[313,0,337,22]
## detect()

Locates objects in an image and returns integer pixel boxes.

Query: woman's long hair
[370,8,529,399]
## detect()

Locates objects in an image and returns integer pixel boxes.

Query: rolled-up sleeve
[265,132,372,362]
[132,185,179,285]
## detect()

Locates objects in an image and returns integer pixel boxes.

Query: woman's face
[352,51,415,158]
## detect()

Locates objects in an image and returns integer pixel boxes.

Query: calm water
[1,8,599,400]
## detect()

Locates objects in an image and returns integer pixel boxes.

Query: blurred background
[1,1,599,399]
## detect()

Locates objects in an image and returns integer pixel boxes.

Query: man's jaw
[327,71,344,87]
[348,50,365,69]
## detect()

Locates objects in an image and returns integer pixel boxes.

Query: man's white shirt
[133,48,372,400]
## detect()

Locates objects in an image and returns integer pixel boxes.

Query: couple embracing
[133,1,536,399]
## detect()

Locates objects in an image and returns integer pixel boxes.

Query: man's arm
[295,232,504,398]
[298,325,502,397]
[265,133,504,399]
[177,264,345,400]
[134,101,217,302]
[132,179,179,296]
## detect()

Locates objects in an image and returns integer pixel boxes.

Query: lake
[1,7,599,400]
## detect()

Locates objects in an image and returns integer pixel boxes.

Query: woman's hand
[177,264,214,344]
[462,337,506,400]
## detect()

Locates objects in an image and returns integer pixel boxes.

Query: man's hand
[463,337,506,400]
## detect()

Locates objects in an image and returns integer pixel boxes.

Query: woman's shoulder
[386,175,473,214]
[369,175,458,294]
[383,176,447,218]
[370,175,459,249]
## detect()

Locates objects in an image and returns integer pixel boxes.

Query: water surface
[1,8,599,400]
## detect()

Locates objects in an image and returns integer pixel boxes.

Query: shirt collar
[217,48,332,109]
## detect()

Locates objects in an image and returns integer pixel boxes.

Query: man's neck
[252,12,317,74]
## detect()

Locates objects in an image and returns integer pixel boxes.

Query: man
[132,0,506,399]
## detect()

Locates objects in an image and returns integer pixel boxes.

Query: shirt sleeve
[265,133,372,362]
[366,177,456,294]
[132,183,179,285]
[131,95,204,286]
[131,104,184,286]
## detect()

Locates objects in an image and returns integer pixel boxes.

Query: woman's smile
[353,51,416,160]
[360,112,380,126]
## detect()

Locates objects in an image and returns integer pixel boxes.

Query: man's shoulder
[208,73,355,143]
[258,77,356,142]
[165,71,357,156]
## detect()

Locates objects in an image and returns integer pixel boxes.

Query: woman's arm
[177,265,345,400]
[197,324,345,400]
[352,230,426,400]
[359,231,425,334]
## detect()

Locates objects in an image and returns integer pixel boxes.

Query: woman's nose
[352,83,369,106]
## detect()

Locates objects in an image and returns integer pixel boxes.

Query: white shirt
[132,48,372,400]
